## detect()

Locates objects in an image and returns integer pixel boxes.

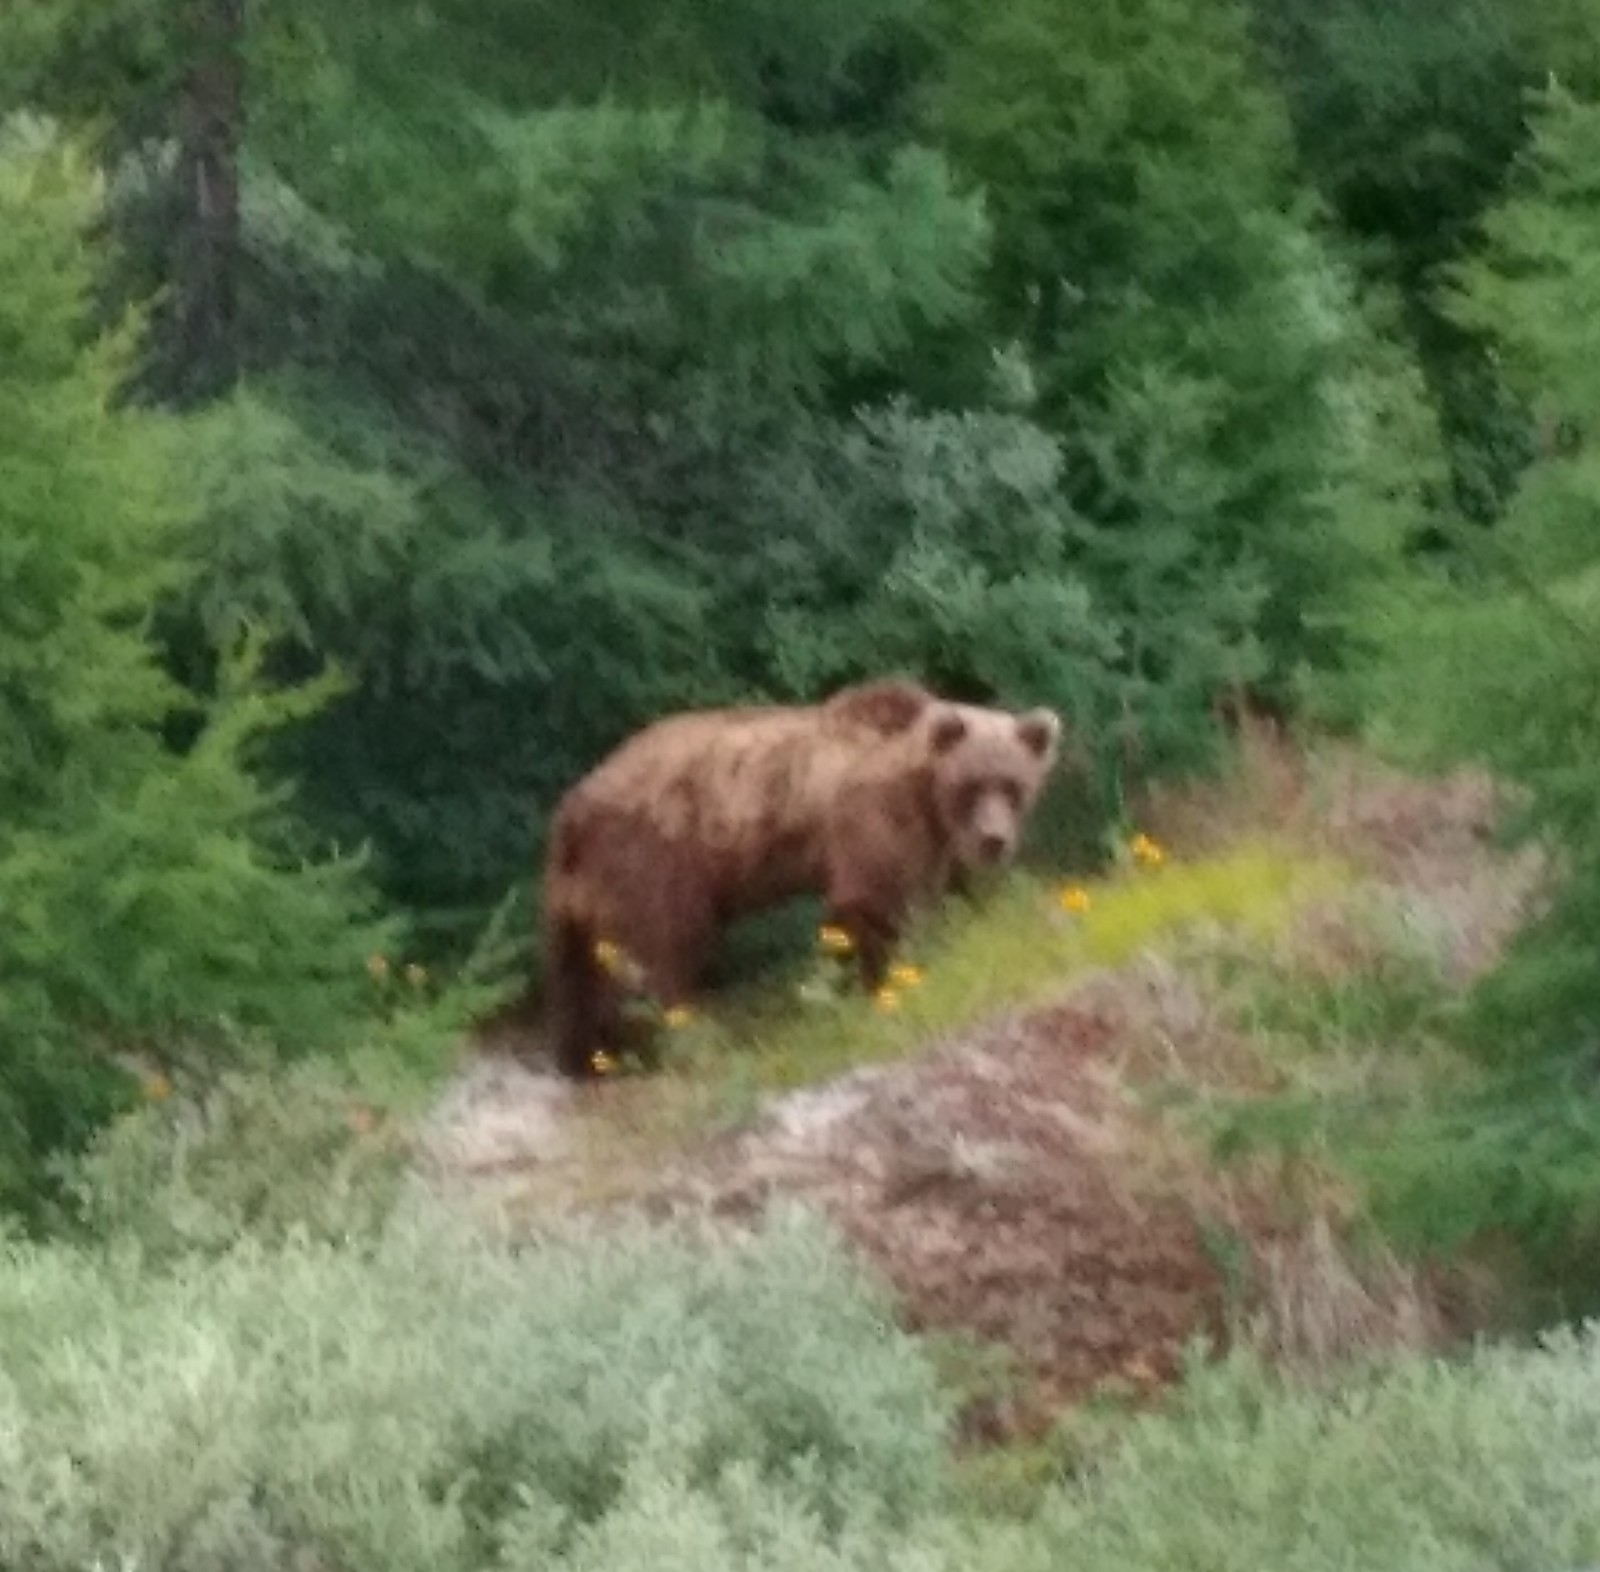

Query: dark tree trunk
[171,0,245,399]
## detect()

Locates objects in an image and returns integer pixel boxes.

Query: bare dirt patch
[634,993,1234,1439]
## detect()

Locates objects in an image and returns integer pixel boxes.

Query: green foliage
[1250,0,1529,278]
[1249,0,1600,292]
[1268,74,1600,1278]
[0,118,430,1219]
[0,0,178,137]
[923,0,1433,713]
[924,0,1296,353]
[1339,1054,1600,1292]
[9,1183,1600,1569]
[177,389,427,654]
[57,1060,413,1261]
[168,373,734,933]
[1360,83,1600,1080]
[478,99,986,388]
[1026,1335,1600,1568]
[753,397,1115,704]
[1242,0,1593,524]
[0,1206,962,1571]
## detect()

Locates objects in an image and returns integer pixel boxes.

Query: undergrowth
[0,1206,960,1572]
[1020,1332,1600,1568]
[56,1058,417,1260]
[1158,880,1600,1320]
[7,1195,1600,1571]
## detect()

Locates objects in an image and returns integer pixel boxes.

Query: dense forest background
[7,0,1600,1245]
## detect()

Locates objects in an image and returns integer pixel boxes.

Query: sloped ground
[634,988,1240,1438]
[420,740,1545,1439]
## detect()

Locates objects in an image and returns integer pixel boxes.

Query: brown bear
[540,678,1063,1078]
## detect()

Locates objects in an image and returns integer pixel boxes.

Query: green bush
[10,1188,1600,1571]
[55,1059,414,1260]
[0,1206,961,1572]
[923,0,1437,704]
[1027,1334,1600,1570]
[1337,81,1600,1289]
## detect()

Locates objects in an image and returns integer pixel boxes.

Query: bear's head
[925,701,1062,872]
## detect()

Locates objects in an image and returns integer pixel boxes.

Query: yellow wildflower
[366,953,390,980]
[1059,885,1092,914]
[873,986,901,1012]
[589,1048,619,1075]
[404,962,427,988]
[143,1072,172,1103]
[1130,832,1165,867]
[818,923,855,956]
[888,962,925,989]
[662,1005,695,1030]
[594,938,649,986]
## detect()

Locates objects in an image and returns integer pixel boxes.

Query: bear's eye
[957,779,1020,819]
[978,778,1021,813]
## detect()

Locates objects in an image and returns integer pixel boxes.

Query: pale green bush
[56,1059,413,1259]
[1026,1334,1600,1571]
[0,1205,959,1572]
[10,1189,1600,1572]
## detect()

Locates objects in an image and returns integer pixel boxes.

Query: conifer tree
[1384,82,1600,1054]
[922,0,1433,733]
[0,119,394,1216]
[1344,83,1600,1277]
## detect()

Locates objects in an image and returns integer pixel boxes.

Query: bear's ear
[827,678,931,736]
[1015,709,1061,761]
[929,710,969,756]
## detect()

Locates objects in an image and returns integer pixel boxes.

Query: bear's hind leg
[545,911,607,1079]
[613,886,717,1071]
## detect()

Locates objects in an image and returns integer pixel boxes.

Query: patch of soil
[425,989,1251,1439]
[615,992,1253,1440]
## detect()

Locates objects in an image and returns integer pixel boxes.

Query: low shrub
[55,1058,415,1260]
[0,1205,962,1572]
[1028,1332,1600,1570]
[8,1193,1600,1572]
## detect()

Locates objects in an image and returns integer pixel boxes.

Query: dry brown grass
[1240,1216,1450,1376]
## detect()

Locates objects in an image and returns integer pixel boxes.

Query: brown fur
[541,678,1062,1078]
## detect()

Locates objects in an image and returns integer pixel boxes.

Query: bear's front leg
[822,799,922,993]
[823,899,900,993]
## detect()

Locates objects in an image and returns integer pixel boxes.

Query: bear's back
[566,694,923,882]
